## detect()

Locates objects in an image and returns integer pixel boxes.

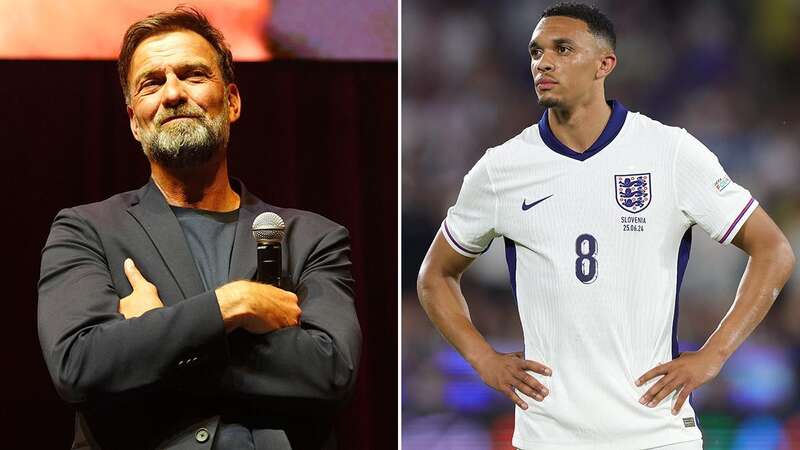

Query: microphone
[252,212,285,286]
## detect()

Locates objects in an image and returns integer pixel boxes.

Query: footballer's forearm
[701,239,794,362]
[417,232,496,367]
[417,270,496,366]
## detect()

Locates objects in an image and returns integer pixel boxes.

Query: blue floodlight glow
[732,415,784,450]
[724,344,794,412]
[435,348,477,377]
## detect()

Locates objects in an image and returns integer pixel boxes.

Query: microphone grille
[252,212,285,243]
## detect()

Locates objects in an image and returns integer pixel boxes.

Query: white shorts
[646,439,703,450]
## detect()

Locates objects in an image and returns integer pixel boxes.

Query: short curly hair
[117,6,235,104]
[542,3,616,50]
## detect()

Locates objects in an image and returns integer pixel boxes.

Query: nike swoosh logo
[522,194,553,211]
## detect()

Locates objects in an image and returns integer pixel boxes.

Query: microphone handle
[256,242,281,286]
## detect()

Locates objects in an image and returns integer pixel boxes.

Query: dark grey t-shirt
[171,206,255,449]
[171,206,238,290]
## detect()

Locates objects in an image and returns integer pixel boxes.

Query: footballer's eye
[531,48,543,58]
[557,45,571,55]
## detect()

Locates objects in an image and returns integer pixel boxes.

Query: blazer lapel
[127,179,206,301]
[228,179,261,282]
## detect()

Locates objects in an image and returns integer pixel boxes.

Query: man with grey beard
[140,100,229,169]
[37,7,361,450]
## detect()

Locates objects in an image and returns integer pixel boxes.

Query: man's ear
[127,104,141,142]
[596,52,617,80]
[227,83,242,124]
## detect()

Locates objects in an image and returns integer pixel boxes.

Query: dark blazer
[37,178,361,450]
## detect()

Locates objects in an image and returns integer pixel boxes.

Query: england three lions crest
[615,173,651,213]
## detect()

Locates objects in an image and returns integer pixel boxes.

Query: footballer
[416,3,795,449]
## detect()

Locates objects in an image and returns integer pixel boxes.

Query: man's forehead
[130,30,216,75]
[530,16,591,44]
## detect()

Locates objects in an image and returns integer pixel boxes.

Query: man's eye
[558,46,571,54]
[531,49,543,58]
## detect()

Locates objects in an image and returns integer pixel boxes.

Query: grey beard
[140,111,229,169]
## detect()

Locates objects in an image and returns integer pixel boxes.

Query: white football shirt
[442,101,757,450]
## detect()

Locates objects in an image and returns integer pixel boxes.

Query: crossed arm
[116,230,361,404]
[118,258,301,334]
[417,206,794,412]
[38,209,360,406]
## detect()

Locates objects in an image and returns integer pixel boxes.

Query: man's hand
[473,351,552,410]
[119,258,164,319]
[216,280,301,334]
[636,349,725,415]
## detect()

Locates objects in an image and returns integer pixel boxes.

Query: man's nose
[161,74,187,107]
[535,50,555,73]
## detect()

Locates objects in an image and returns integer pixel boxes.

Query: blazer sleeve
[220,222,362,406]
[37,208,229,404]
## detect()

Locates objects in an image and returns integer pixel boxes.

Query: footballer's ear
[596,52,617,80]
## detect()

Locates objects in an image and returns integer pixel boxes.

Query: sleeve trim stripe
[719,197,755,243]
[443,220,484,256]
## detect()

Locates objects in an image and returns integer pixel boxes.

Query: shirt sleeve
[441,151,499,257]
[673,130,758,245]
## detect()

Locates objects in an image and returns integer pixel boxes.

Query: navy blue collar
[538,100,628,161]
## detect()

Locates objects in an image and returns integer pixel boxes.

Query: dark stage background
[0,59,396,448]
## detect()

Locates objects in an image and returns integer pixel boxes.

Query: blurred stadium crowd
[401,1,800,449]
